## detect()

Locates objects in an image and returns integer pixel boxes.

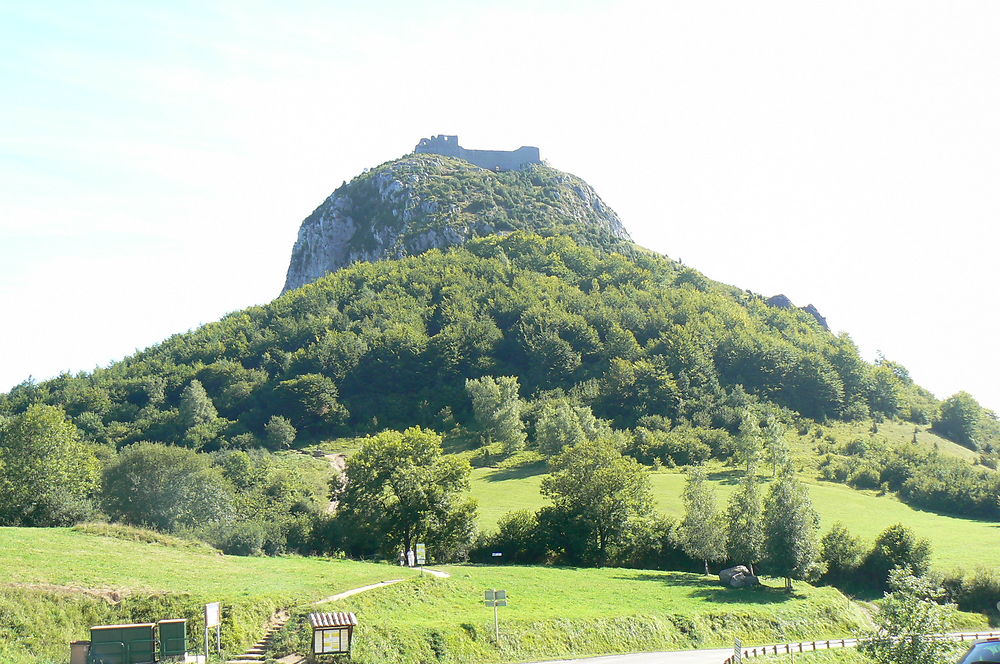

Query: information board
[415,543,426,565]
[205,602,221,629]
[314,627,351,654]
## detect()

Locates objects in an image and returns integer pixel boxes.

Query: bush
[471,509,547,564]
[861,524,931,591]
[939,567,1000,614]
[102,442,235,533]
[819,522,864,587]
[627,427,713,466]
[848,464,881,490]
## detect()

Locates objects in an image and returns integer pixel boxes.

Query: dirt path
[312,578,405,605]
[421,567,450,578]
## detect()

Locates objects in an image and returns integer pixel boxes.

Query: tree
[264,415,296,449]
[0,404,100,526]
[726,469,764,574]
[860,568,955,664]
[540,438,653,566]
[763,472,821,589]
[179,379,218,429]
[862,523,932,591]
[273,374,349,434]
[335,427,476,561]
[763,416,789,477]
[465,376,526,453]
[534,401,605,455]
[680,467,727,575]
[103,442,235,532]
[933,392,982,449]
[820,521,865,586]
[481,509,547,564]
[178,379,225,448]
[735,409,763,473]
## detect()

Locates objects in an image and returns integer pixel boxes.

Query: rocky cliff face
[282,154,631,293]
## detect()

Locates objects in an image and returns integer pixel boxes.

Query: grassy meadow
[0,526,414,664]
[469,463,1000,573]
[0,525,411,599]
[270,565,882,664]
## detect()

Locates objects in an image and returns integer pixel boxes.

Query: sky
[1,0,998,413]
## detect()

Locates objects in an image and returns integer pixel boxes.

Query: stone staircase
[225,611,290,664]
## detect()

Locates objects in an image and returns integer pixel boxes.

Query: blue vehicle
[957,638,1000,664]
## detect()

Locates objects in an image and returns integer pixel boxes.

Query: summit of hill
[282,145,630,292]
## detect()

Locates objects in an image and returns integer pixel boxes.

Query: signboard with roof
[309,612,358,655]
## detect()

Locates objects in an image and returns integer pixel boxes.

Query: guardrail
[722,631,1000,664]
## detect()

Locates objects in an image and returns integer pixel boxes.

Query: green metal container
[157,619,187,658]
[88,623,156,664]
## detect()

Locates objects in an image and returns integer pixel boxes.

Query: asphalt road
[524,647,734,664]
[523,631,1000,664]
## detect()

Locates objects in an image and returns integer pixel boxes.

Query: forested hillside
[2,158,998,559]
[5,232,960,445]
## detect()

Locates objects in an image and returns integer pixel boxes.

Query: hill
[3,231,965,451]
[283,153,632,292]
[0,525,413,663]
[1,150,998,561]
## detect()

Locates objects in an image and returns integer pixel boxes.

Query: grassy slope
[0,527,414,664]
[0,527,412,599]
[470,464,1000,572]
[273,566,876,664]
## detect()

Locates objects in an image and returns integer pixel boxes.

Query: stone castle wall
[414,135,541,171]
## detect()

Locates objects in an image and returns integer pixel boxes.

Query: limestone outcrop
[766,294,830,331]
[282,153,631,293]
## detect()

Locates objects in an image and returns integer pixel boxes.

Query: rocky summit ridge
[282,152,631,293]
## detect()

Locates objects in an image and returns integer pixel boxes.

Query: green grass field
[270,565,882,664]
[0,526,415,664]
[470,464,1000,572]
[0,526,412,599]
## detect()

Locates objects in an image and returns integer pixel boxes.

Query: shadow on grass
[707,469,747,486]
[485,461,549,482]
[616,573,801,603]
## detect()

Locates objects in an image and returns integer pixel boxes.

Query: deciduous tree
[540,439,653,566]
[0,404,100,526]
[680,466,726,575]
[726,468,764,574]
[860,568,955,664]
[335,427,476,561]
[466,376,526,453]
[763,472,821,589]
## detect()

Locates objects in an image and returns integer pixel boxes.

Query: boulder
[730,572,760,588]
[719,565,760,588]
[719,565,750,585]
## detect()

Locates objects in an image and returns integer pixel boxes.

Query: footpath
[225,568,451,664]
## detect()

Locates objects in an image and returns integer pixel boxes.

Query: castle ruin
[413,135,541,171]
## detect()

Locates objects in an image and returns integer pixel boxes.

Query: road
[524,647,735,664]
[523,631,1000,664]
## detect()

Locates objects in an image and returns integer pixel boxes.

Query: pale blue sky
[2,1,998,412]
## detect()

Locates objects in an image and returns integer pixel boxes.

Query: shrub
[861,524,931,591]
